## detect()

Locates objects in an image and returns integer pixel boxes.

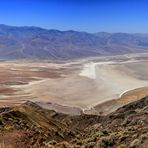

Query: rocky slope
[0,24,148,59]
[0,96,148,148]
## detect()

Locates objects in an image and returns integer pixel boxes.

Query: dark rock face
[116,96,148,113]
[102,96,148,127]
[0,107,11,113]
[0,24,148,59]
[0,96,148,147]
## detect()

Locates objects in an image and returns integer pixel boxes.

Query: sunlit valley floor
[0,53,148,115]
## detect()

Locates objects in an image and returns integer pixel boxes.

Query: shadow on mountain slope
[0,96,148,148]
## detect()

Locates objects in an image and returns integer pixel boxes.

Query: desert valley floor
[0,53,148,115]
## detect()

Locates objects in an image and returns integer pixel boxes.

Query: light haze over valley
[0,0,148,147]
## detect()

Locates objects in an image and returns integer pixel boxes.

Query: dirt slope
[0,96,148,148]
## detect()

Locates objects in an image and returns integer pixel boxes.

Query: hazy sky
[0,0,148,33]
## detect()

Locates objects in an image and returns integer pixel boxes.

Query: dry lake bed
[0,53,148,115]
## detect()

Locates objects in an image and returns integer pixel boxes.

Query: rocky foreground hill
[0,96,148,148]
[0,24,148,59]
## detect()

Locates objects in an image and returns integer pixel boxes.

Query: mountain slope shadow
[0,97,148,147]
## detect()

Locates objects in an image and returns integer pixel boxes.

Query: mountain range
[0,24,148,59]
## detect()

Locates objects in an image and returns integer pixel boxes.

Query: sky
[0,0,148,33]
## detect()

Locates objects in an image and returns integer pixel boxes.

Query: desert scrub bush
[83,134,98,143]
[102,129,109,135]
[139,133,148,142]
[0,116,3,125]
[45,140,57,146]
[93,131,105,138]
[99,136,115,148]
[48,146,54,148]
[4,125,13,131]
[130,139,140,148]
[119,130,130,142]
[74,145,85,148]
[119,134,129,142]
[130,134,148,148]
[55,131,64,138]
[117,144,126,148]
[85,142,95,148]
[127,126,136,131]
[55,141,73,148]
[73,139,83,146]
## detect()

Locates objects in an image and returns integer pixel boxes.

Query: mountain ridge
[0,96,148,147]
[0,24,148,60]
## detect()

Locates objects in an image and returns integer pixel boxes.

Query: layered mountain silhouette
[0,24,148,59]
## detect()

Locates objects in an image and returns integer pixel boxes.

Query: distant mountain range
[0,24,148,59]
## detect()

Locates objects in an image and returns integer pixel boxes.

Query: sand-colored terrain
[0,53,148,114]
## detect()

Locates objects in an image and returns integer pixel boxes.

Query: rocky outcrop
[0,96,148,147]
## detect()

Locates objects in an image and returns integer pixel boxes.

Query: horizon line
[0,24,148,34]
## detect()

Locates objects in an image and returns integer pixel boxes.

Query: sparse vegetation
[0,96,147,147]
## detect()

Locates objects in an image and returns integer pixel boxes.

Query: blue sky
[0,0,148,33]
